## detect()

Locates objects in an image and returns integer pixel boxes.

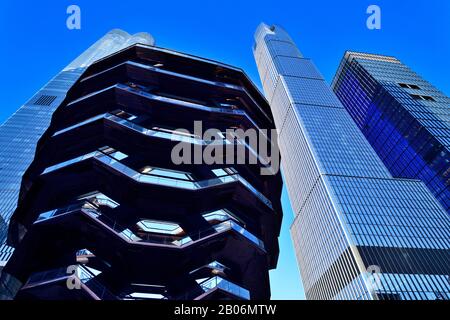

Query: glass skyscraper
[0,30,154,266]
[332,52,449,215]
[0,216,5,245]
[254,23,450,300]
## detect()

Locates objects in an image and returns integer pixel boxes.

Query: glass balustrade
[43,150,100,174]
[197,276,250,300]
[64,78,270,136]
[52,113,105,137]
[95,152,273,209]
[36,194,118,222]
[41,147,272,208]
[190,261,229,275]
[120,82,272,144]
[78,192,120,208]
[125,60,243,92]
[36,200,265,251]
[202,209,243,225]
[24,252,249,300]
[62,81,272,145]
[66,84,117,107]
[24,265,116,300]
[119,83,246,116]
[67,112,267,165]
[123,292,167,300]
[137,220,185,236]
[36,202,96,222]
[83,205,264,250]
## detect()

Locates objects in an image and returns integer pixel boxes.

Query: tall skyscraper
[332,52,449,214]
[0,42,282,299]
[254,23,450,300]
[0,29,155,266]
[0,216,6,256]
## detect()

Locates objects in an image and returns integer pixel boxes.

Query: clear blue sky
[0,0,449,300]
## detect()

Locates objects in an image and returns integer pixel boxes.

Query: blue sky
[0,0,449,300]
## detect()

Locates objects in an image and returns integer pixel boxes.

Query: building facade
[0,29,155,264]
[0,43,283,300]
[332,52,449,215]
[254,23,450,300]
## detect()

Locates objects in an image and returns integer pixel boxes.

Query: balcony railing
[51,110,272,171]
[200,276,250,300]
[23,264,116,300]
[63,82,272,144]
[35,200,265,251]
[188,276,250,300]
[97,152,273,209]
[42,147,272,209]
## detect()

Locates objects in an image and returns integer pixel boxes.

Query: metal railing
[107,113,271,166]
[97,152,273,209]
[35,200,265,251]
[183,276,250,300]
[82,206,265,250]
[24,265,116,300]
[41,146,272,209]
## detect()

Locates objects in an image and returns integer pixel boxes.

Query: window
[399,83,421,90]
[411,94,436,102]
[33,95,57,106]
[377,293,402,300]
